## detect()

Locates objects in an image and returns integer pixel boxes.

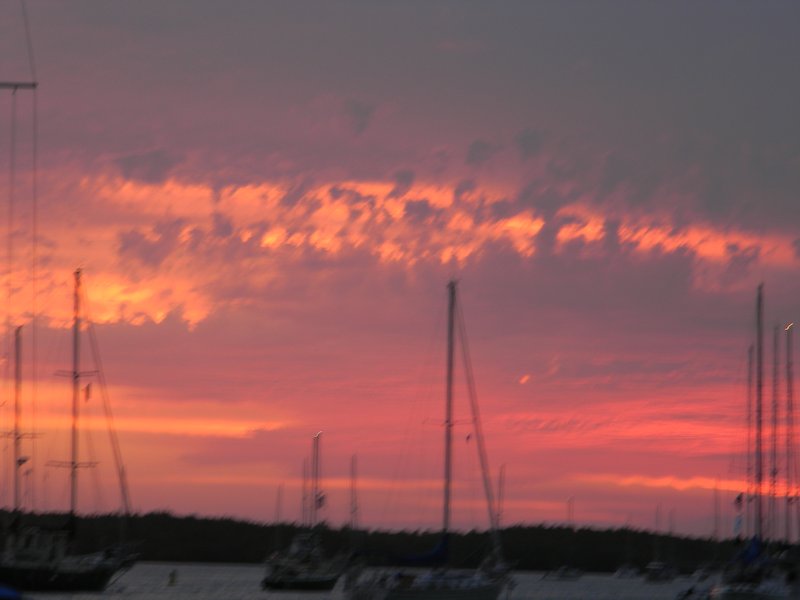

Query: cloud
[389,170,415,198]
[117,218,186,267]
[453,179,476,203]
[343,98,375,135]
[515,128,545,159]
[280,179,315,208]
[403,199,434,224]
[211,211,233,238]
[465,139,497,167]
[114,149,180,184]
[720,243,760,287]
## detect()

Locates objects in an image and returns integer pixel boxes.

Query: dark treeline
[1,510,739,573]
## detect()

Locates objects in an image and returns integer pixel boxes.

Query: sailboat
[707,285,799,600]
[346,281,510,600]
[0,269,136,591]
[262,431,348,591]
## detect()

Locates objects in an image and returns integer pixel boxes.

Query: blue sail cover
[740,537,763,565]
[0,585,21,600]
[394,534,449,567]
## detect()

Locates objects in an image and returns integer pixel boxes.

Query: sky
[1,1,800,539]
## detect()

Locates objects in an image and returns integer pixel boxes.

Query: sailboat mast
[350,454,359,530]
[787,323,795,543]
[771,325,779,540]
[301,457,309,526]
[311,431,322,527]
[755,284,764,540]
[713,482,720,541]
[13,325,22,513]
[497,464,506,530]
[747,344,754,538]
[443,281,456,536]
[71,268,81,525]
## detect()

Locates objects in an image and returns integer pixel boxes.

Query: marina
[24,562,710,600]
[3,3,800,599]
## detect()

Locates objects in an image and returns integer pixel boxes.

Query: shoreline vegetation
[0,510,739,573]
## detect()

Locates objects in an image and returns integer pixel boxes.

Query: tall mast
[770,325,779,540]
[755,284,764,540]
[787,323,795,543]
[311,431,322,527]
[13,325,22,514]
[3,75,36,512]
[747,344,754,538]
[713,482,720,541]
[443,281,456,536]
[275,484,283,523]
[301,457,308,526]
[497,463,506,530]
[70,268,81,532]
[350,454,359,530]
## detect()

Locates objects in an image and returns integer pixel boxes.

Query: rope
[4,89,18,509]
[30,75,39,512]
[82,286,133,517]
[456,296,503,557]
[20,0,38,82]
[83,390,106,512]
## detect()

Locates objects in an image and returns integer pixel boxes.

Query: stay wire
[4,89,17,510]
[20,0,38,82]
[30,84,38,511]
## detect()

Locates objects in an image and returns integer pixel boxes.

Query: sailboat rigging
[0,269,136,591]
[707,284,799,600]
[262,431,348,591]
[346,280,511,600]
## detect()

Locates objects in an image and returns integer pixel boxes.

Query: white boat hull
[709,581,795,599]
[346,571,505,600]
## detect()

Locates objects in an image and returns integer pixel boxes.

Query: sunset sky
[1,2,800,539]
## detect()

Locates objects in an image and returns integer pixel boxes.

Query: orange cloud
[579,473,743,494]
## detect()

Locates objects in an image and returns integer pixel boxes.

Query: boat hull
[347,577,504,600]
[382,583,503,600]
[261,575,339,591]
[709,582,795,599]
[0,563,118,592]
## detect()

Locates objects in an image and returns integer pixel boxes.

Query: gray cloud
[515,128,545,159]
[389,170,415,198]
[453,179,476,203]
[403,199,434,224]
[720,243,760,287]
[114,149,180,184]
[211,211,233,238]
[465,139,497,167]
[280,179,315,208]
[343,98,375,135]
[117,219,186,267]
